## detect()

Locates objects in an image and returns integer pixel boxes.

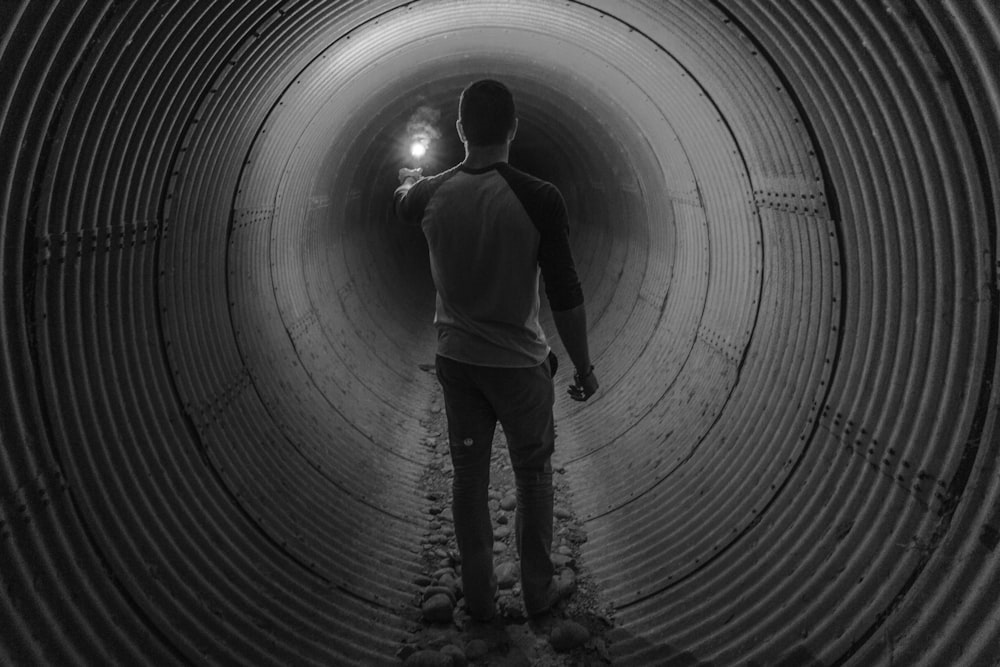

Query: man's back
[396,162,581,368]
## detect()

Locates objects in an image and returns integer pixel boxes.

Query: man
[394,79,599,622]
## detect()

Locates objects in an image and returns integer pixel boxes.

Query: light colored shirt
[395,162,582,367]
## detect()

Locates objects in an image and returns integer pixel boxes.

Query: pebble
[426,634,453,650]
[498,596,526,621]
[465,639,489,660]
[500,494,517,511]
[421,594,455,624]
[438,573,460,596]
[554,507,572,520]
[440,644,467,666]
[496,514,509,525]
[549,620,590,652]
[404,649,452,667]
[555,570,577,598]
[414,575,433,587]
[496,562,519,589]
[422,586,455,604]
[494,526,511,540]
[493,542,507,555]
[557,545,573,556]
[551,554,575,569]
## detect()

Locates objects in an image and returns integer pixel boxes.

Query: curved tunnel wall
[1,1,998,665]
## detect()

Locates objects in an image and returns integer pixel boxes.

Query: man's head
[457,79,517,146]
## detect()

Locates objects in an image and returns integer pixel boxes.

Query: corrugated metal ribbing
[1,0,997,664]
[156,0,419,659]
[1,2,182,664]
[605,0,996,663]
[849,1,1000,664]
[5,0,410,663]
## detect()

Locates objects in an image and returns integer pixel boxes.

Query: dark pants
[435,354,556,618]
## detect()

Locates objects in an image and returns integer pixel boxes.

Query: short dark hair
[459,79,516,146]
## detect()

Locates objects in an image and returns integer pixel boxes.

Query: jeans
[435,354,556,618]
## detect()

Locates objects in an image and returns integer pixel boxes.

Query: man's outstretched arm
[393,167,423,222]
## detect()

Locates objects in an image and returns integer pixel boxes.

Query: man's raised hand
[398,167,422,185]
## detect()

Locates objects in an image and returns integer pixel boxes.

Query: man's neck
[462,143,509,170]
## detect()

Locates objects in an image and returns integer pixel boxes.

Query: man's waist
[435,322,548,368]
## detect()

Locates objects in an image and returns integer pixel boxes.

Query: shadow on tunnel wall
[1,0,998,665]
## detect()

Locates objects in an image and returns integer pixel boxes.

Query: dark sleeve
[534,186,584,311]
[497,165,584,311]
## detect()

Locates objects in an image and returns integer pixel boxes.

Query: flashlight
[408,132,431,166]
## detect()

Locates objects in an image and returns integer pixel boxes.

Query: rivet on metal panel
[980,525,999,551]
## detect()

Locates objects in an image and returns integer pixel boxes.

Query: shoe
[469,607,497,623]
[457,584,498,623]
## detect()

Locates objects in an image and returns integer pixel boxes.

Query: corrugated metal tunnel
[2,0,998,664]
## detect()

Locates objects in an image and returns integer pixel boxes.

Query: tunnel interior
[2,1,999,665]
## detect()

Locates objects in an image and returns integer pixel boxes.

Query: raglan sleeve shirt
[393,163,583,367]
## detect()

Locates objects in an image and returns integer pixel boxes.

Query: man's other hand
[568,366,598,402]
[398,167,422,185]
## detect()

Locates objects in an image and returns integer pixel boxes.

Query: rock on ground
[497,561,519,589]
[500,494,517,511]
[421,593,454,624]
[439,644,467,666]
[464,639,489,660]
[550,620,591,652]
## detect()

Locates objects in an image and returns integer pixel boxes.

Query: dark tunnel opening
[2,1,999,665]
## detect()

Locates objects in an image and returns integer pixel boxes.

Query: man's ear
[508,118,518,143]
[456,119,466,143]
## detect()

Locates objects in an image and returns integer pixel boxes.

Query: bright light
[410,141,427,159]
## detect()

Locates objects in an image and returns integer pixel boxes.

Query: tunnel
[2,0,999,664]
